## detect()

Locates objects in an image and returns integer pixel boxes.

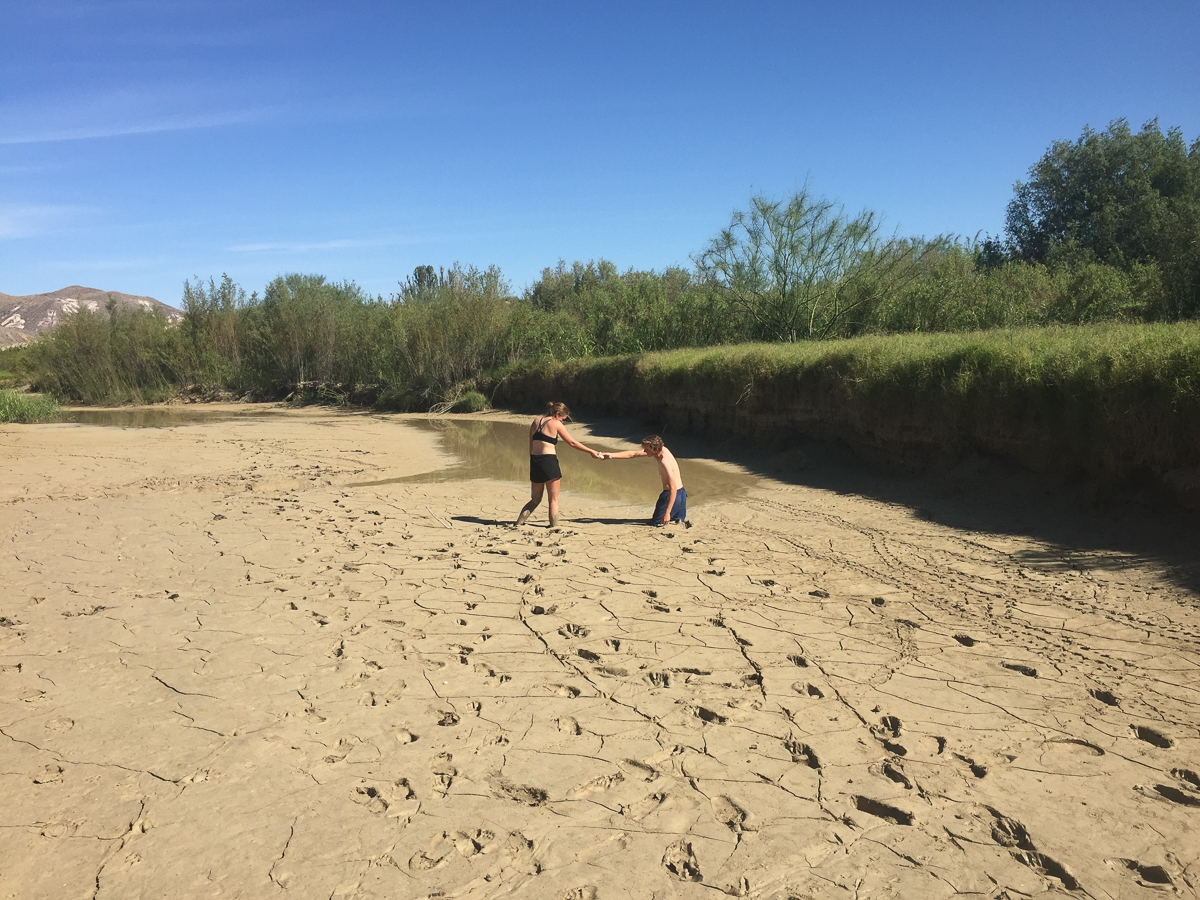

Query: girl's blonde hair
[546,401,570,419]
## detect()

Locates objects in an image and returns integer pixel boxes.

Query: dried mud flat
[2,407,1199,900]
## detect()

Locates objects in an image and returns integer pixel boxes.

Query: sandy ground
[2,406,1199,900]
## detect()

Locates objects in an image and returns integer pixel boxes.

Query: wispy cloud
[227,236,421,253]
[0,204,92,239]
[0,84,286,145]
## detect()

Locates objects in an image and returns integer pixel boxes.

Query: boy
[601,435,686,526]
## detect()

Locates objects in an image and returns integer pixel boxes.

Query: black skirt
[529,454,563,484]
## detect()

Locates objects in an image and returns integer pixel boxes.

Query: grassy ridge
[485,323,1200,488]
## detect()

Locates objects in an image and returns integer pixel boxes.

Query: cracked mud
[2,405,1200,899]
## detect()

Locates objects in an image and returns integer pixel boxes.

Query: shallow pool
[352,418,758,509]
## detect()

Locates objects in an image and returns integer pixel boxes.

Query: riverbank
[483,323,1200,511]
[2,407,1199,898]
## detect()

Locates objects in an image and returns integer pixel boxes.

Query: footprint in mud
[787,654,808,668]
[1089,688,1120,707]
[690,705,726,724]
[646,671,670,688]
[432,754,457,797]
[954,753,988,778]
[953,634,976,647]
[1172,768,1200,790]
[876,715,902,738]
[710,795,748,833]
[879,759,913,789]
[662,839,702,881]
[351,783,392,815]
[437,711,460,727]
[783,738,820,769]
[558,623,589,639]
[619,758,659,782]
[488,776,548,806]
[1151,784,1200,807]
[45,717,74,733]
[323,737,357,763]
[576,648,601,662]
[1110,858,1174,888]
[556,716,581,735]
[1130,724,1173,748]
[558,888,598,900]
[620,791,665,820]
[985,806,1079,890]
[31,765,64,784]
[568,772,624,800]
[852,795,913,826]
[1001,662,1038,678]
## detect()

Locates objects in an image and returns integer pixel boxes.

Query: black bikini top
[531,417,559,444]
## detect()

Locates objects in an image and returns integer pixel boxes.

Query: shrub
[0,389,60,423]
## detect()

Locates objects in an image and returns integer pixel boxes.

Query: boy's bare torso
[656,447,683,490]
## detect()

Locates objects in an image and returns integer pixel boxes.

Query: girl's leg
[547,478,562,527]
[517,483,544,525]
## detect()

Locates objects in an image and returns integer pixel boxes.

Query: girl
[516,402,602,528]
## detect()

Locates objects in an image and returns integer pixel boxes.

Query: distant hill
[0,286,182,349]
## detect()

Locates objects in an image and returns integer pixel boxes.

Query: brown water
[60,407,283,428]
[351,418,758,508]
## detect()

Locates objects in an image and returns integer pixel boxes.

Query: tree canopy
[1005,118,1200,316]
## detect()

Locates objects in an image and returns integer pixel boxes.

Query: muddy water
[352,418,758,508]
[61,407,282,428]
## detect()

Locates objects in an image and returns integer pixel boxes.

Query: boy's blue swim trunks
[651,487,687,525]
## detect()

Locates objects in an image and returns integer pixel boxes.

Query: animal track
[953,634,976,646]
[787,654,808,667]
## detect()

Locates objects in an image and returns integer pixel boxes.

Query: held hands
[590,450,605,460]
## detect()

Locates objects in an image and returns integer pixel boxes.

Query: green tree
[695,189,927,342]
[1005,118,1200,317]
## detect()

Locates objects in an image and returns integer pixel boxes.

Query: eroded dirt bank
[2,407,1199,899]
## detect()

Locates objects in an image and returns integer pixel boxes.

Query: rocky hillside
[0,286,182,349]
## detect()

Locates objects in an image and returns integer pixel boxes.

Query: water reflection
[351,418,758,508]
[61,407,282,428]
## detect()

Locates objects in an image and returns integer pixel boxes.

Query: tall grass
[20,251,1191,410]
[0,390,60,424]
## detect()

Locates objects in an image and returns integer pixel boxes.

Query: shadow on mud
[574,413,1200,599]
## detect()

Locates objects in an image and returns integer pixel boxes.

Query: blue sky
[1,1,1197,306]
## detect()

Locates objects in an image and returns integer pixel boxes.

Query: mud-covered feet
[549,514,560,529]
[516,508,533,526]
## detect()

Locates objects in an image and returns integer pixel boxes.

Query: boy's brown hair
[641,435,664,453]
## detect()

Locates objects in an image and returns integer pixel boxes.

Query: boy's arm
[603,449,647,460]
